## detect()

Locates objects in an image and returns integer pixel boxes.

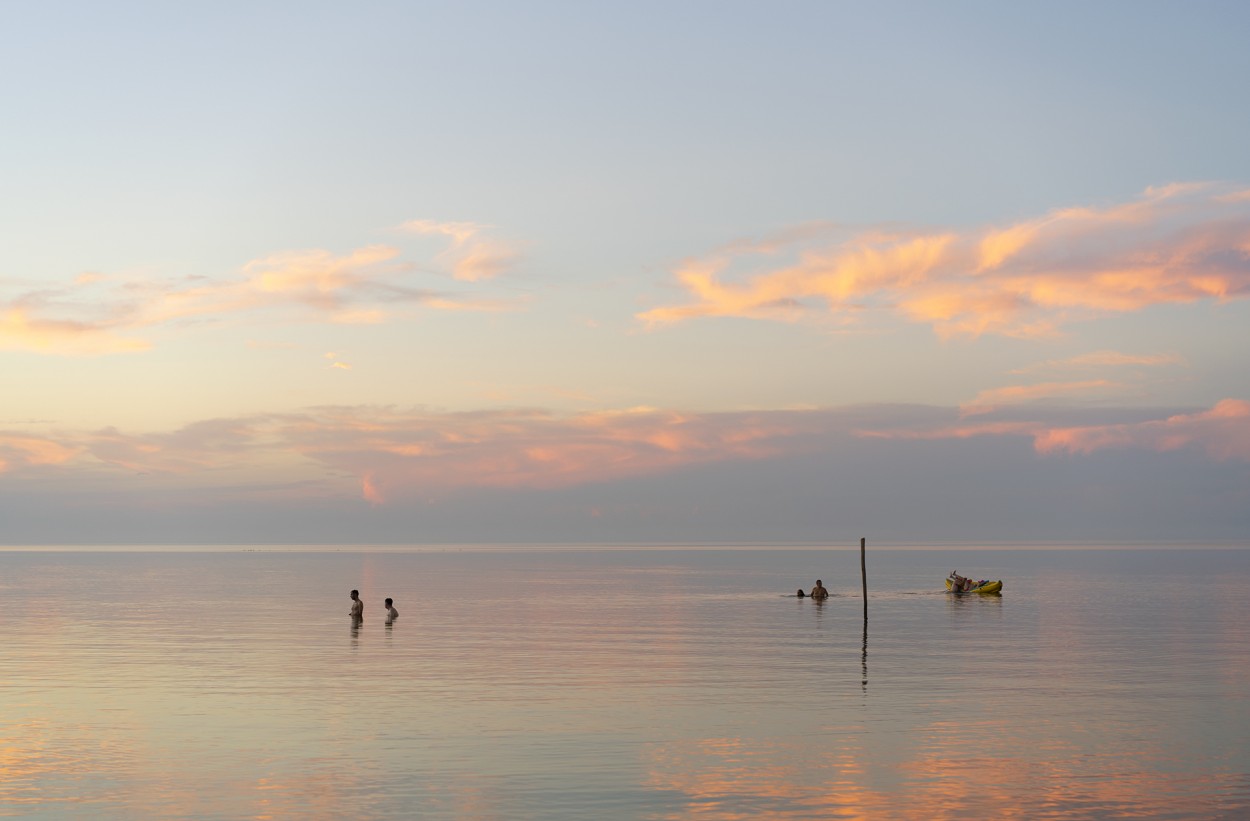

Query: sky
[3,1,1250,544]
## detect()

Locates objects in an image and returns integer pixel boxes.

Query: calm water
[2,547,1248,820]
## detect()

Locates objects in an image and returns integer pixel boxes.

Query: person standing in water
[809,580,829,600]
[349,589,364,620]
[384,597,398,622]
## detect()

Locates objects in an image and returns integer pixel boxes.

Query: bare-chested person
[349,589,364,620]
[810,579,829,600]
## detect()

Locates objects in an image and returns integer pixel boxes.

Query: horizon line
[2,540,1247,553]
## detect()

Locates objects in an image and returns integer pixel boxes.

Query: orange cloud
[324,352,352,370]
[0,434,82,472]
[245,246,397,298]
[0,306,150,355]
[641,183,1250,337]
[978,221,1041,271]
[399,219,522,281]
[640,232,955,326]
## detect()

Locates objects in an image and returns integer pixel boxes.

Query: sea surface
[2,546,1248,820]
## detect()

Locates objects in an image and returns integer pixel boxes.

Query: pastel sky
[4,1,1250,544]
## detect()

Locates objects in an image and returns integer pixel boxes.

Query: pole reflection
[861,619,868,692]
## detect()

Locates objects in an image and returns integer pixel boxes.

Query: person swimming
[796,589,806,598]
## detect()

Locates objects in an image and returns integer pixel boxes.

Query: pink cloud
[1010,350,1184,375]
[1035,399,1250,460]
[105,246,407,330]
[640,183,1250,337]
[1,242,518,356]
[0,407,821,502]
[858,398,1250,463]
[854,419,1040,442]
[960,380,1126,416]
[10,401,1250,504]
[361,472,384,505]
[277,406,803,502]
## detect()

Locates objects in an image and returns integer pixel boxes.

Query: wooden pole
[860,537,868,622]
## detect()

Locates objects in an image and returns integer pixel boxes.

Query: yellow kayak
[946,574,1003,595]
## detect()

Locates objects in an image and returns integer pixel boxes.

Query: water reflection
[0,548,1246,819]
[861,621,868,692]
[945,590,1003,613]
[643,725,1250,820]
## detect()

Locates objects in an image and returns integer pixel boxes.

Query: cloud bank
[5,400,1249,543]
[6,399,1250,498]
